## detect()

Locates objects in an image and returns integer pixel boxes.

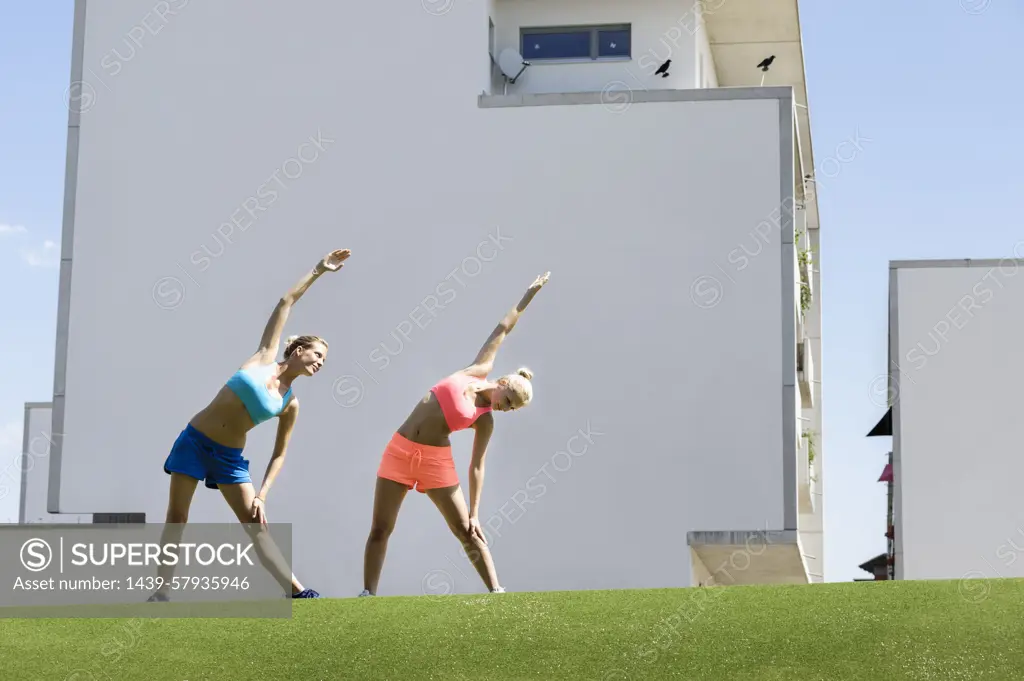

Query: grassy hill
[2,579,1023,680]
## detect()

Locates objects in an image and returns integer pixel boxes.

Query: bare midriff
[396,393,455,448]
[187,385,256,449]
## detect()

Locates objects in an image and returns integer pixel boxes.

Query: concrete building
[20,403,91,524]
[51,0,823,595]
[887,259,1024,581]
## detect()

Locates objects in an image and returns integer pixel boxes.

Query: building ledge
[478,86,794,109]
[688,529,808,585]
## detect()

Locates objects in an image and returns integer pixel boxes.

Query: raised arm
[464,272,550,378]
[255,249,350,361]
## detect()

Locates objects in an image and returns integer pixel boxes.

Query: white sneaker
[358,589,374,597]
[491,586,506,593]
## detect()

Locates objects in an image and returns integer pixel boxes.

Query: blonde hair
[498,367,534,406]
[284,335,328,358]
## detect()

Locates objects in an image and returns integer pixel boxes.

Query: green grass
[2,579,1024,680]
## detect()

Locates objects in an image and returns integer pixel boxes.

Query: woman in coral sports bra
[359,272,551,597]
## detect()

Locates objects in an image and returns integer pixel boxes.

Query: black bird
[654,59,671,77]
[757,55,775,72]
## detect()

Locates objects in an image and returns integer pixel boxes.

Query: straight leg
[363,476,410,595]
[150,473,199,599]
[425,484,501,592]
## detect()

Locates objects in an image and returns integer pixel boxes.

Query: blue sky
[0,2,1021,581]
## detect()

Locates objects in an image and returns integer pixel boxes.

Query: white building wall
[54,0,798,595]
[892,261,1024,581]
[20,404,90,524]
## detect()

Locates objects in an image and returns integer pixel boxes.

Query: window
[520,24,631,62]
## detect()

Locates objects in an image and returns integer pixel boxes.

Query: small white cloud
[0,224,27,236]
[0,422,20,454]
[20,240,59,268]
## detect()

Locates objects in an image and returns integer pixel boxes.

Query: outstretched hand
[318,249,351,273]
[528,272,550,292]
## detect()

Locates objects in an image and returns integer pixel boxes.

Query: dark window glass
[598,29,630,58]
[522,31,592,60]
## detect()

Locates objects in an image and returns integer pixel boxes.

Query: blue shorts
[163,424,251,490]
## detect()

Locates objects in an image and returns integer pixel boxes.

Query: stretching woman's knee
[368,522,394,543]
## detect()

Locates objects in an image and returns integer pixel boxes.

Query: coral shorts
[377,432,458,492]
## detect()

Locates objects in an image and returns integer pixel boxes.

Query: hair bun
[285,335,299,345]
[516,367,533,381]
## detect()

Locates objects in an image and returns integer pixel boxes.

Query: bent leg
[218,481,304,596]
[152,473,199,598]
[363,477,410,595]
[425,484,500,592]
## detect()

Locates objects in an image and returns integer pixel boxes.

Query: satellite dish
[497,48,530,93]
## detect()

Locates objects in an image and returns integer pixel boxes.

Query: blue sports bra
[225,364,293,426]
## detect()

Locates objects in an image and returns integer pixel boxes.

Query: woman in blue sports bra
[148,249,351,602]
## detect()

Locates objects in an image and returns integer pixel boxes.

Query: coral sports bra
[225,364,293,426]
[430,373,492,433]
